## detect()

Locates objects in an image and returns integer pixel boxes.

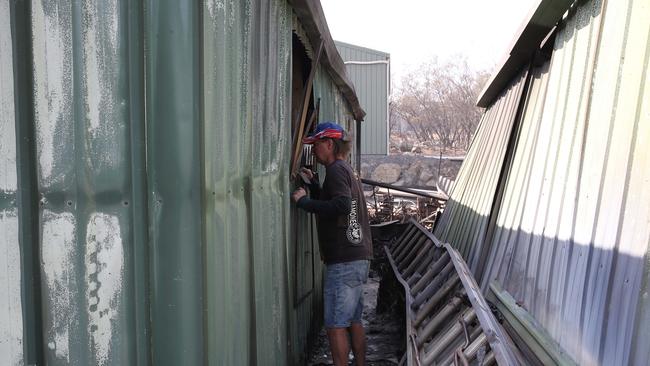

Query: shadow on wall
[437,200,650,366]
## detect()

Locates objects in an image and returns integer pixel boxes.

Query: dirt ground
[306,275,404,365]
[306,227,407,366]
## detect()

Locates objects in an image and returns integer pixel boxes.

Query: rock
[361,154,463,187]
[371,163,402,184]
[420,170,434,184]
[361,162,371,179]
[402,162,424,185]
[399,141,412,152]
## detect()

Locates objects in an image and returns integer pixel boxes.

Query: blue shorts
[324,260,370,328]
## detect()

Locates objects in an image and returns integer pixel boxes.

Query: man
[291,122,373,366]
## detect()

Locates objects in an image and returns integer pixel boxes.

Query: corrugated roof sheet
[477,0,574,107]
[335,40,390,58]
[434,68,529,271]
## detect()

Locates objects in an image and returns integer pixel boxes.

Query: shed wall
[335,42,389,155]
[1,1,23,365]
[0,0,355,365]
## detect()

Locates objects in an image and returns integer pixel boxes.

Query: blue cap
[303,122,345,144]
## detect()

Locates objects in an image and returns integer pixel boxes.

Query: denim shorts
[324,259,370,328]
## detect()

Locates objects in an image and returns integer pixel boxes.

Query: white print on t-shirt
[346,199,363,244]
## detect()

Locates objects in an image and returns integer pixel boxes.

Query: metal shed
[0,0,365,365]
[336,41,390,156]
[434,0,650,364]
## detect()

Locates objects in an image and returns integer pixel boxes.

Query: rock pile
[361,154,462,189]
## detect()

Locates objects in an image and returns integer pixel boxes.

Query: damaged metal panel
[449,0,650,364]
[386,220,523,365]
[434,69,528,272]
[202,0,295,364]
[0,1,23,365]
[29,0,143,364]
[483,0,650,363]
[477,0,575,108]
[2,0,361,364]
[203,1,356,365]
[480,0,650,364]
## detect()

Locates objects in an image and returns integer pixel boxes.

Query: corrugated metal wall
[335,41,389,155]
[28,1,146,364]
[148,1,203,364]
[434,69,528,271]
[1,1,23,365]
[203,1,292,364]
[313,66,359,165]
[435,0,650,364]
[0,1,357,365]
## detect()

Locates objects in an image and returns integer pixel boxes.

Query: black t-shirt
[297,160,373,264]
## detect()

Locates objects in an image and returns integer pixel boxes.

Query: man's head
[303,122,352,165]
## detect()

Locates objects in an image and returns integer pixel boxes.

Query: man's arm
[296,195,351,216]
[299,168,321,198]
[292,163,352,217]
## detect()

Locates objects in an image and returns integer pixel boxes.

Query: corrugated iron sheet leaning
[386,219,524,365]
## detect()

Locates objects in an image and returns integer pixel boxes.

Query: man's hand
[291,187,307,203]
[299,167,314,181]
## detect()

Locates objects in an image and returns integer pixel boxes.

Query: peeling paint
[32,1,74,186]
[81,0,124,175]
[41,209,77,362]
[206,0,225,20]
[0,209,23,366]
[86,213,124,365]
[82,0,119,137]
[0,0,17,192]
[4,0,344,364]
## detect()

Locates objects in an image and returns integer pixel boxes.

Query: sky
[321,0,540,84]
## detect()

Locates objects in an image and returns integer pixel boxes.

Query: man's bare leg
[327,327,350,366]
[350,322,366,365]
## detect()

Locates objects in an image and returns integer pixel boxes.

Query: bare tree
[393,56,488,152]
[388,98,402,136]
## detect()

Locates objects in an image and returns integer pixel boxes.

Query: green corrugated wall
[335,41,389,156]
[0,0,356,364]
